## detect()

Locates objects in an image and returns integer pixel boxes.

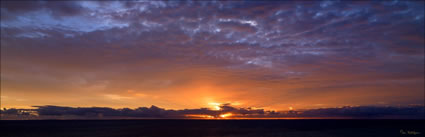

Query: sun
[219,113,232,118]
[209,102,221,110]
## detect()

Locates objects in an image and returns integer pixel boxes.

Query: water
[1,119,423,137]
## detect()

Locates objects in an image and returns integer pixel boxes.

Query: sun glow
[185,114,214,119]
[209,102,221,110]
[219,113,233,118]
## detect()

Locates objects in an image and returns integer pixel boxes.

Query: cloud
[301,106,425,119]
[1,105,423,119]
[1,1,424,109]
[27,104,271,118]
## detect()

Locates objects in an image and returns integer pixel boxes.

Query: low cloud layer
[2,105,423,120]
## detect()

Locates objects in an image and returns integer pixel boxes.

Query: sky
[1,0,424,112]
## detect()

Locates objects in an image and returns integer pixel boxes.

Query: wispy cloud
[1,1,423,109]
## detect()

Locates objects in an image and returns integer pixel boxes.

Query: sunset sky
[1,1,424,112]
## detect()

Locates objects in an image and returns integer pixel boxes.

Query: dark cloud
[0,1,85,20]
[301,106,425,119]
[1,105,423,119]
[29,104,270,118]
[45,1,85,17]
[0,1,43,13]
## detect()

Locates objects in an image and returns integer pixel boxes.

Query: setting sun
[0,1,424,137]
[219,113,233,118]
[209,102,221,110]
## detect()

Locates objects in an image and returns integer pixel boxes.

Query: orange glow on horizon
[185,114,215,119]
[208,102,221,110]
[1,1,424,117]
[185,113,234,119]
[219,113,233,118]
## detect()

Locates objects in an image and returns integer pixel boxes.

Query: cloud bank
[1,105,423,120]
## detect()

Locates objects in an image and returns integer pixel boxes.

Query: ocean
[1,119,423,137]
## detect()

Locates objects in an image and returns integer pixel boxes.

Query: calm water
[1,119,423,137]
